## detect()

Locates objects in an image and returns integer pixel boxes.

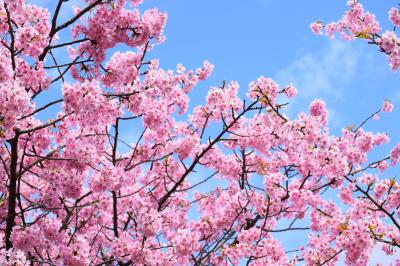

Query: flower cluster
[0,0,399,265]
[312,1,400,70]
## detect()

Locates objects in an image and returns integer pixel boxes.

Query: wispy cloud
[276,40,360,100]
[274,40,363,127]
[369,245,398,265]
[258,0,271,6]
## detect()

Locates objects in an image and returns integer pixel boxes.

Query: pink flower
[247,76,279,103]
[2,1,400,264]
[196,60,214,80]
[381,100,394,113]
[310,21,323,35]
[284,83,297,98]
[389,8,400,26]
[0,62,10,83]
[309,99,327,117]
[390,143,400,165]
[376,160,388,172]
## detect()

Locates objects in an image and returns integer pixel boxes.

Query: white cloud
[274,40,363,126]
[276,40,360,100]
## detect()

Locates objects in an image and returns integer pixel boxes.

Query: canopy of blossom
[0,0,399,265]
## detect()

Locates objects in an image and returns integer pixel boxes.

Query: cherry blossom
[312,0,400,70]
[0,0,398,265]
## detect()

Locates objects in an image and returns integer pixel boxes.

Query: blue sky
[143,0,400,134]
[32,0,400,141]
[30,0,400,264]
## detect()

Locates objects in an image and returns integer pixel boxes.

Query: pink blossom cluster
[248,76,280,103]
[62,80,121,131]
[309,99,328,125]
[312,1,400,70]
[0,2,51,58]
[389,8,400,27]
[382,99,394,113]
[312,1,380,40]
[0,0,399,265]
[378,31,400,70]
[284,83,298,98]
[0,80,32,141]
[69,2,166,64]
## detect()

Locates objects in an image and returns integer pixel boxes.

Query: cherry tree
[0,0,399,265]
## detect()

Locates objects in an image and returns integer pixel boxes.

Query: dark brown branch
[39,0,103,61]
[51,0,64,35]
[20,145,66,176]
[4,3,16,71]
[354,180,400,231]
[48,38,89,50]
[19,112,73,135]
[51,57,80,83]
[112,191,119,238]
[319,249,343,265]
[157,100,259,211]
[18,99,63,120]
[261,91,288,123]
[55,0,102,35]
[44,58,93,69]
[5,132,19,249]
[353,108,381,133]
